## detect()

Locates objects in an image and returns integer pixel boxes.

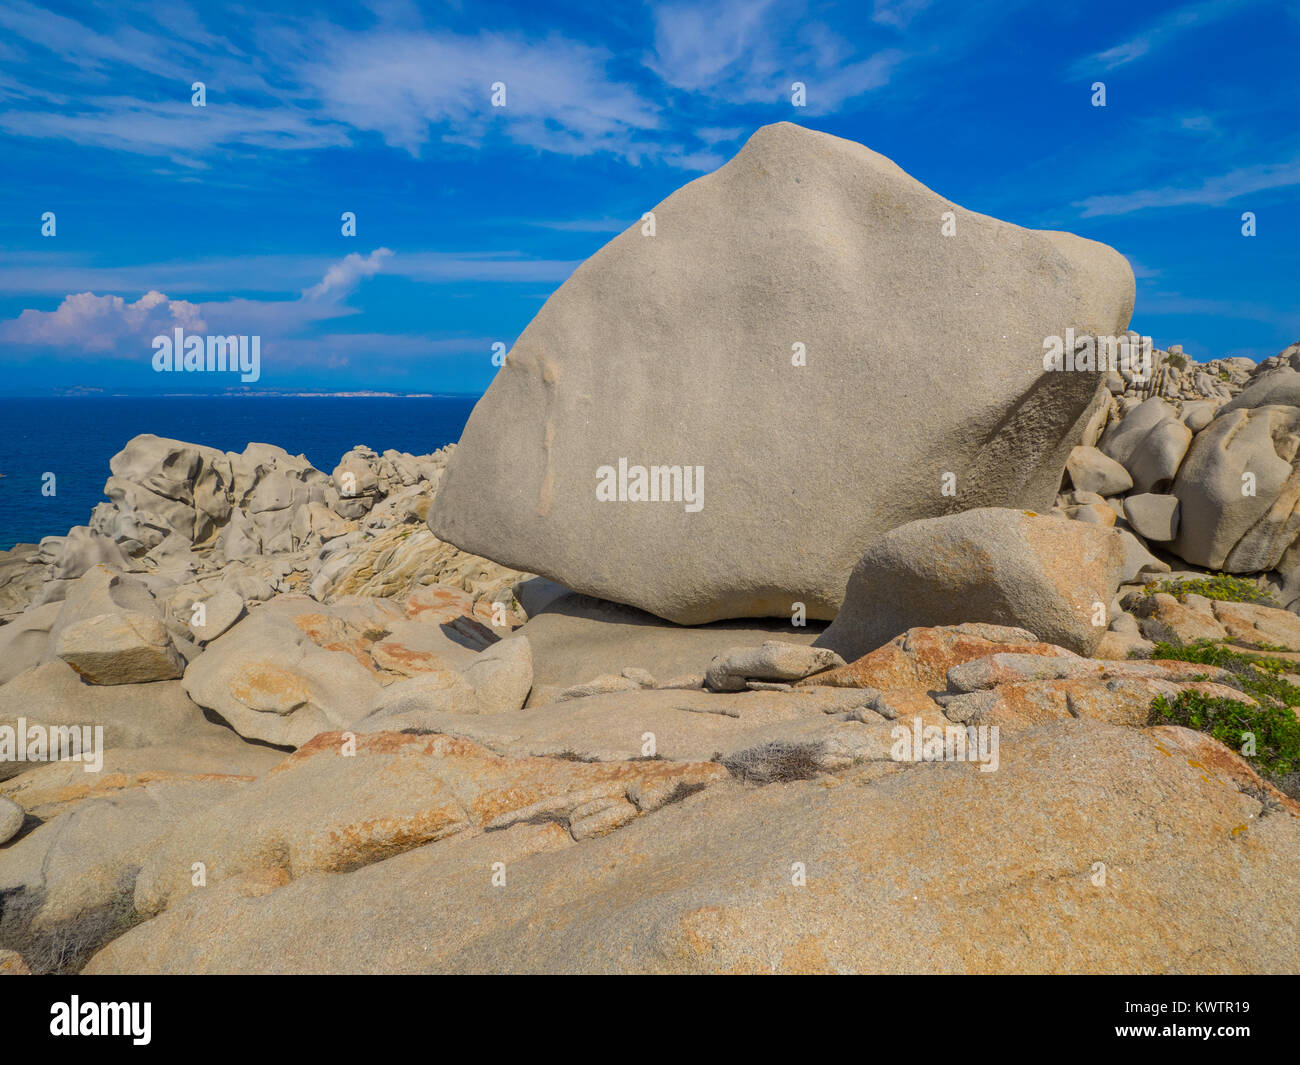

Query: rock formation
[0,126,1297,976]
[430,122,1135,624]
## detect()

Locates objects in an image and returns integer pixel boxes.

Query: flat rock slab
[131,731,728,917]
[87,720,1300,974]
[515,592,823,704]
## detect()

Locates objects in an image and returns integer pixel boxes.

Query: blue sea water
[0,396,479,550]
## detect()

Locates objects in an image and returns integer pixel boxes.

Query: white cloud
[0,249,394,354]
[294,27,666,162]
[646,0,906,112]
[0,99,352,163]
[1076,158,1300,216]
[1071,0,1249,74]
[0,291,205,351]
[303,248,393,301]
[871,0,933,29]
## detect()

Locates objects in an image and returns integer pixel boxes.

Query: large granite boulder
[1097,396,1192,494]
[816,508,1127,660]
[55,611,186,685]
[1170,405,1300,571]
[430,122,1134,624]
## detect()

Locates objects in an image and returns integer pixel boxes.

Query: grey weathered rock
[0,778,248,934]
[461,635,533,713]
[1066,446,1132,497]
[1179,400,1217,433]
[1115,529,1170,583]
[86,721,1300,975]
[188,589,246,643]
[1171,405,1300,571]
[1098,397,1191,493]
[0,565,182,685]
[549,670,654,705]
[47,526,139,581]
[513,592,822,706]
[1222,366,1300,414]
[181,597,384,747]
[704,641,845,692]
[817,508,1126,660]
[1124,493,1180,542]
[128,730,727,918]
[55,611,185,685]
[358,635,534,729]
[0,660,255,783]
[430,122,1134,624]
[0,795,24,844]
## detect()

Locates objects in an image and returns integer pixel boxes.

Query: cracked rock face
[85,718,1300,975]
[430,121,1134,625]
[129,730,728,917]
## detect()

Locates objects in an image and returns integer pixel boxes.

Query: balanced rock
[816,508,1127,660]
[430,122,1134,624]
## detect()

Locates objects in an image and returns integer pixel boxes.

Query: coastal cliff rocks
[3,127,1300,975]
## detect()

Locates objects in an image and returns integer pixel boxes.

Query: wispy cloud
[293,26,666,162]
[1070,0,1254,74]
[303,249,393,302]
[0,5,689,167]
[871,0,934,29]
[0,250,580,297]
[1076,157,1300,216]
[646,0,908,112]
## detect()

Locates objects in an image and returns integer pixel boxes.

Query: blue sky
[0,0,1296,394]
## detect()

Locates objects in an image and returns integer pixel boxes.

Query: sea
[0,395,479,550]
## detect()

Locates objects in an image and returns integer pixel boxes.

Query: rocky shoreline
[2,124,1299,975]
[0,394,1297,973]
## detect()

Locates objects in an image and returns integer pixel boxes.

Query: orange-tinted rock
[1145,724,1300,816]
[1211,599,1300,651]
[133,731,727,916]
[809,624,1072,692]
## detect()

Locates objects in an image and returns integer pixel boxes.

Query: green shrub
[1166,351,1188,370]
[1146,640,1300,792]
[1149,573,1278,606]
[1147,640,1300,703]
[1149,690,1300,779]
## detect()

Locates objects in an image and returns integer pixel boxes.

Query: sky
[0,0,1296,395]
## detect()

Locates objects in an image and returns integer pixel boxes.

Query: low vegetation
[721,741,826,784]
[1149,691,1300,782]
[1146,640,1300,794]
[1147,573,1278,606]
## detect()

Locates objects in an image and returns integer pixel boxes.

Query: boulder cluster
[1,124,1298,975]
[1060,339,1300,613]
